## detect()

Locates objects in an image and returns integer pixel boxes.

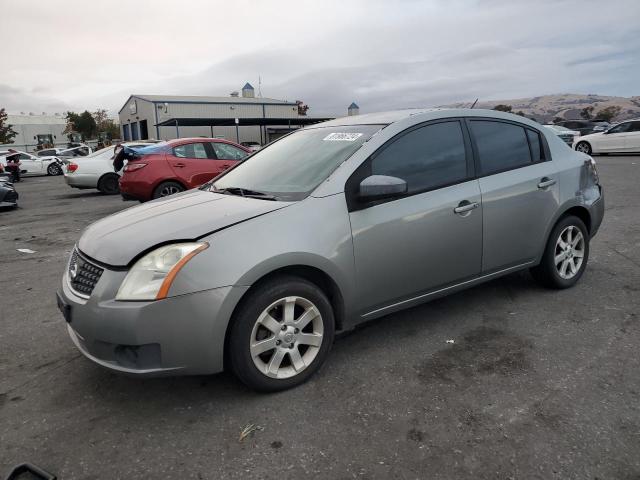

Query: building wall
[118,96,302,144]
[1,115,67,151]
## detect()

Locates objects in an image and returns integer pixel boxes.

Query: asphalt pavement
[1,156,639,479]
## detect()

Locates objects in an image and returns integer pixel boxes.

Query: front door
[598,122,632,152]
[468,119,560,272]
[19,153,42,174]
[348,120,482,314]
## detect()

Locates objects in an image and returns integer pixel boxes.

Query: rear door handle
[454,201,479,214]
[537,177,556,189]
[173,163,186,168]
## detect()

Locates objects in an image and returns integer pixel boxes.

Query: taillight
[585,157,599,185]
[67,162,78,172]
[124,162,147,172]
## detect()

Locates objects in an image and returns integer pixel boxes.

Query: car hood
[78,189,292,266]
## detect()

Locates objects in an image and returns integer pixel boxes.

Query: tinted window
[371,121,468,193]
[470,121,532,175]
[526,129,545,162]
[212,143,248,160]
[630,122,640,132]
[608,122,633,134]
[173,143,209,159]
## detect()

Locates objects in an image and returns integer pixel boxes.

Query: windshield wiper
[212,186,278,201]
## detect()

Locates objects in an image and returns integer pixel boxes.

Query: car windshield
[209,125,382,201]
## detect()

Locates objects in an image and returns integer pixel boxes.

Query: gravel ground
[1,156,639,479]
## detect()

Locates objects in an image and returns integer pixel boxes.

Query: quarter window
[470,120,532,175]
[526,129,545,162]
[371,121,468,193]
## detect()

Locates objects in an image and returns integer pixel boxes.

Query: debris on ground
[446,339,455,344]
[239,423,263,442]
[17,248,37,254]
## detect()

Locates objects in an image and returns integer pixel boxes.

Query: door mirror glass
[358,175,407,201]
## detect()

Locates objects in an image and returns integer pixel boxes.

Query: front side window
[371,121,468,193]
[608,122,632,134]
[210,125,381,201]
[173,142,209,159]
[212,143,248,160]
[470,120,532,175]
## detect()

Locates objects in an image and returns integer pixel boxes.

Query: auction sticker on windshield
[323,133,363,141]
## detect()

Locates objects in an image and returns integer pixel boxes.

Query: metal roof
[156,117,332,127]
[242,83,254,90]
[348,102,359,109]
[119,94,297,113]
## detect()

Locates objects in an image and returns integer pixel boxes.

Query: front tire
[97,173,120,195]
[152,181,184,199]
[228,275,335,392]
[47,162,63,176]
[575,141,592,155]
[530,215,589,289]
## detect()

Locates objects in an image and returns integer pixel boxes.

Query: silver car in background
[57,109,604,391]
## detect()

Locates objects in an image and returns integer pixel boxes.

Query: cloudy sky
[2,0,639,117]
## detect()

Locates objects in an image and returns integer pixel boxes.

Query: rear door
[624,122,640,152]
[210,142,249,173]
[168,142,219,188]
[469,119,559,272]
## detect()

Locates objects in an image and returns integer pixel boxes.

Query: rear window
[132,143,168,155]
[470,120,532,175]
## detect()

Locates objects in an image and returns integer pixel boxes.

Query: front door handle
[454,201,479,215]
[538,177,556,189]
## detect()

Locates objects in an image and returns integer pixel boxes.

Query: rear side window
[470,120,532,175]
[371,121,468,193]
[173,142,209,159]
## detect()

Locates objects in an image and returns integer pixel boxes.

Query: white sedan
[0,150,64,175]
[574,119,640,154]
[64,142,154,194]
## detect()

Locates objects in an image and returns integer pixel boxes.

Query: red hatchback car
[119,138,251,201]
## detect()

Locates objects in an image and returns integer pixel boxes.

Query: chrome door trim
[361,261,534,318]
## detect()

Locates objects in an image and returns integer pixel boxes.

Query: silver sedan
[57,109,604,391]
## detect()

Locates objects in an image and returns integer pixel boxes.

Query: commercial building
[118,83,330,145]
[1,113,67,151]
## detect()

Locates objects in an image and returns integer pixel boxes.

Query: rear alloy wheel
[575,141,592,155]
[530,215,589,289]
[47,162,63,176]
[153,181,184,199]
[229,276,335,391]
[97,173,120,195]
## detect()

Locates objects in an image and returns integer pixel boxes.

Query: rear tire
[575,141,592,155]
[152,181,184,199]
[228,275,335,392]
[97,173,120,195]
[47,163,62,176]
[530,215,589,289]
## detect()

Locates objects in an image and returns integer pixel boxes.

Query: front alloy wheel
[229,275,335,391]
[250,296,324,379]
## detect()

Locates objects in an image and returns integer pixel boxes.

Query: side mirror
[358,175,407,201]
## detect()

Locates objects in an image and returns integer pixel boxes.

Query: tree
[580,106,594,120]
[0,108,17,144]
[594,105,621,123]
[493,104,512,112]
[515,110,526,117]
[93,109,119,140]
[296,100,309,116]
[65,110,97,140]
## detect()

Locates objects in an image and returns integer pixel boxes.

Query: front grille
[3,190,17,202]
[68,249,104,297]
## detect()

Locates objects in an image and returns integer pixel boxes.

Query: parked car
[544,124,580,146]
[64,142,156,194]
[57,109,604,391]
[240,141,262,152]
[0,149,63,176]
[574,119,640,154]
[39,144,93,159]
[554,119,610,136]
[119,138,251,201]
[0,177,18,208]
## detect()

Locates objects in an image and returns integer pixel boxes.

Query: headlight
[116,242,208,301]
